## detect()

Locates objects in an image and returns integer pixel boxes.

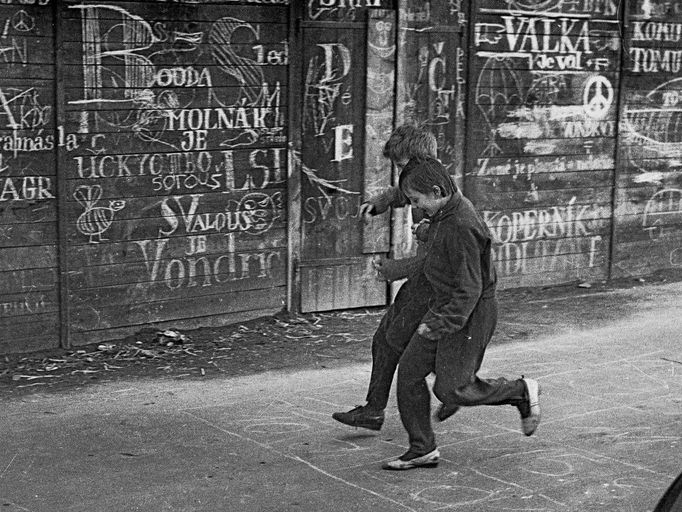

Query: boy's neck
[431,194,453,216]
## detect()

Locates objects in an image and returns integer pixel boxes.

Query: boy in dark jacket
[332,124,437,431]
[382,157,541,471]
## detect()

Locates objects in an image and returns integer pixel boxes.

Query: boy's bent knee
[434,383,480,406]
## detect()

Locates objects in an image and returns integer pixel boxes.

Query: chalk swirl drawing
[74,184,126,243]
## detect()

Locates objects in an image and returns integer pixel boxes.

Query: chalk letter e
[332,124,353,162]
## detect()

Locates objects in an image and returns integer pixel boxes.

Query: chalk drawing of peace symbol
[12,10,35,32]
[583,75,614,120]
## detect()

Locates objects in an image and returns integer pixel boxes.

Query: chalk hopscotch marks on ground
[287,437,374,458]
[567,357,679,398]
[364,465,566,510]
[571,426,681,446]
[410,484,507,509]
[244,421,310,435]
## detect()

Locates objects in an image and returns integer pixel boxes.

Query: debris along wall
[0,2,57,354]
[466,0,620,288]
[60,1,289,346]
[613,0,682,277]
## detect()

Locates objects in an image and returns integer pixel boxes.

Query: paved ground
[2,281,682,511]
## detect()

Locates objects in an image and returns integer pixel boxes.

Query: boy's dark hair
[399,157,456,197]
[382,124,438,162]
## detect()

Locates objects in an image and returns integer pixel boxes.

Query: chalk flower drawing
[74,185,126,244]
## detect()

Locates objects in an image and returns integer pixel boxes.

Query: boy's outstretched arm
[360,186,408,220]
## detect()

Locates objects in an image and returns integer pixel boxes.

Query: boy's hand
[372,256,389,281]
[359,202,375,221]
[412,219,430,242]
[417,323,439,340]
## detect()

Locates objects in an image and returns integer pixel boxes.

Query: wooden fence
[1,0,680,353]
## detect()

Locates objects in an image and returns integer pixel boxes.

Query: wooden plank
[0,333,59,355]
[469,186,612,210]
[61,3,288,23]
[477,0,620,15]
[497,265,607,289]
[300,256,384,312]
[66,245,287,291]
[61,211,287,247]
[65,226,285,264]
[0,289,59,320]
[1,267,57,295]
[69,285,285,332]
[611,237,682,278]
[0,245,56,269]
[362,8,394,255]
[0,222,56,248]
[0,307,59,354]
[469,169,613,191]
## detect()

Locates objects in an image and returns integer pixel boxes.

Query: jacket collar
[430,190,462,222]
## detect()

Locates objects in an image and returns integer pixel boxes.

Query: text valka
[501,16,591,54]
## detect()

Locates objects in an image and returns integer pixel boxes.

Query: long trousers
[396,296,526,454]
[365,273,432,411]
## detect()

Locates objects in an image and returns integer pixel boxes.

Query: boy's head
[398,157,456,216]
[382,124,437,169]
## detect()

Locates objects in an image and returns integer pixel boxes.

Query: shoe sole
[435,404,461,422]
[521,378,541,436]
[382,449,440,470]
[331,413,383,431]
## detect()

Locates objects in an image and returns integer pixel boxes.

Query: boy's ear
[432,185,443,197]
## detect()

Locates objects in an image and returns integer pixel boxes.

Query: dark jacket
[420,191,497,338]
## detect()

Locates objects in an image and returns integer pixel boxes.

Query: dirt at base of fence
[2,269,681,398]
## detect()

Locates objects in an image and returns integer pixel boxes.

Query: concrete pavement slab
[2,282,682,511]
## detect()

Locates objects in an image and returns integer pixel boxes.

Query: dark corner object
[654,472,682,512]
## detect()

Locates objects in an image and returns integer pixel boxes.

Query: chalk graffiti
[0,294,49,317]
[135,232,283,291]
[484,198,606,275]
[484,199,603,243]
[74,185,126,243]
[643,188,682,241]
[303,193,362,224]
[158,191,282,237]
[475,155,614,176]
[69,5,285,148]
[0,176,53,201]
[303,42,351,141]
[475,57,523,156]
